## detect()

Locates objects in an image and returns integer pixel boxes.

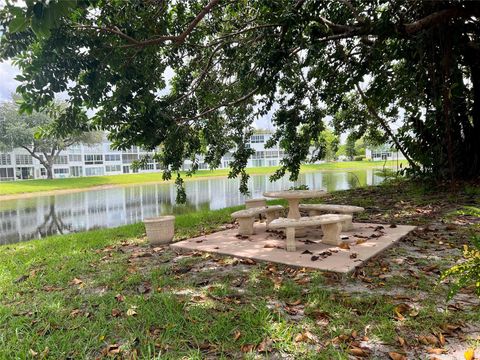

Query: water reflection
[0,169,386,244]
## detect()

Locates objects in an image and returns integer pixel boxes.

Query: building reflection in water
[0,169,386,244]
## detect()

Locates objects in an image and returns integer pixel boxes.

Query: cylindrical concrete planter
[144,215,175,245]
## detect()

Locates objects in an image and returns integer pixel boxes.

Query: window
[124,146,138,153]
[371,151,391,159]
[85,167,105,176]
[54,156,68,165]
[15,154,33,165]
[141,163,155,170]
[84,154,103,165]
[69,154,82,162]
[54,168,69,174]
[105,165,121,172]
[250,135,265,143]
[267,159,277,166]
[0,168,14,181]
[122,154,138,164]
[0,154,11,166]
[68,144,82,153]
[70,166,83,177]
[265,150,278,158]
[251,151,264,159]
[252,159,264,167]
[105,154,121,162]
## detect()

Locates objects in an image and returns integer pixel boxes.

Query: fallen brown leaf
[111,308,122,317]
[394,303,410,321]
[339,242,350,250]
[70,278,83,285]
[348,346,369,357]
[388,352,407,360]
[240,344,255,352]
[257,338,272,352]
[397,336,406,347]
[233,330,241,341]
[427,348,447,355]
[286,299,302,306]
[438,332,445,346]
[115,293,125,302]
[294,331,316,343]
[70,309,82,317]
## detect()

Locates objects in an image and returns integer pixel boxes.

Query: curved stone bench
[299,204,364,231]
[231,205,284,235]
[268,214,352,251]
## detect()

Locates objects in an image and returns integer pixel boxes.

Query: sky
[0,60,20,101]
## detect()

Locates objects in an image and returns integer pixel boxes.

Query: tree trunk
[46,165,54,179]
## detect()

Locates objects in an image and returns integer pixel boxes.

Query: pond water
[0,169,389,245]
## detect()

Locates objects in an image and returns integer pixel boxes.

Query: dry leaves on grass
[294,331,317,343]
[348,345,370,357]
[233,330,241,341]
[70,278,84,285]
[389,352,407,360]
[111,308,122,317]
[126,307,137,317]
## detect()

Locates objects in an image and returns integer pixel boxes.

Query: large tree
[0,100,101,179]
[0,0,479,192]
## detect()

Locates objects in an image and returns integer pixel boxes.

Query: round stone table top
[263,189,327,200]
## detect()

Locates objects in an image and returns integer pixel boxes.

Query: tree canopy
[0,0,479,191]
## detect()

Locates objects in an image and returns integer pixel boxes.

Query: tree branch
[177,86,260,122]
[403,7,479,34]
[120,0,220,48]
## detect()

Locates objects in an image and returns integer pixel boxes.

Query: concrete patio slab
[170,222,416,273]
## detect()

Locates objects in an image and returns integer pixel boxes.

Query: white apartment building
[0,131,301,181]
[365,145,406,161]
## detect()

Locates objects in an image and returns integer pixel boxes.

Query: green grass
[0,180,478,359]
[0,160,406,196]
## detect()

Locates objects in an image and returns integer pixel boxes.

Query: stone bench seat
[299,204,364,230]
[231,205,284,235]
[268,214,352,251]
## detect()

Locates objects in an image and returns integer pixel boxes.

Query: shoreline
[0,165,398,201]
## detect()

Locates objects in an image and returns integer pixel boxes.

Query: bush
[441,233,480,300]
[289,184,309,190]
[354,155,365,161]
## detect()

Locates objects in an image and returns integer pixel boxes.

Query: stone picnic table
[263,189,327,236]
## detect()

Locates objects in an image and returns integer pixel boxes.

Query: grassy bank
[0,160,406,196]
[0,180,478,359]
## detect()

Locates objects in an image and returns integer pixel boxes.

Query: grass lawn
[0,180,478,359]
[0,160,407,196]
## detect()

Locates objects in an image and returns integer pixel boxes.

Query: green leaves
[8,8,28,33]
[1,0,480,194]
[8,0,79,37]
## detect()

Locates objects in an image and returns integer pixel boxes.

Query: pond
[0,169,389,245]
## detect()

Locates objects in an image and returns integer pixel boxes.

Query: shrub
[353,155,365,161]
[441,233,480,300]
[289,184,309,190]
